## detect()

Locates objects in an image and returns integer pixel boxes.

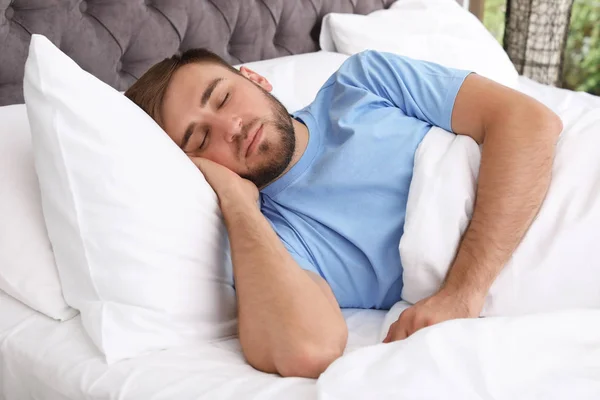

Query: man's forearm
[442,108,562,306]
[220,198,347,376]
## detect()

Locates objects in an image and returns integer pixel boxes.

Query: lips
[244,123,263,158]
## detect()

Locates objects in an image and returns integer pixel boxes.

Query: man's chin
[245,166,285,189]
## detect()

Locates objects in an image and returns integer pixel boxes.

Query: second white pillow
[24,35,236,363]
[320,0,519,89]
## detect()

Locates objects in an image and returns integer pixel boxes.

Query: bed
[2,0,600,399]
[2,73,599,399]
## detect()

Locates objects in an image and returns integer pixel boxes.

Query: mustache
[237,117,261,156]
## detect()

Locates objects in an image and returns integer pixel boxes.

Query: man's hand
[382,288,484,343]
[190,157,258,208]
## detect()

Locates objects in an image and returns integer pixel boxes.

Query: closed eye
[198,129,209,150]
[218,93,229,109]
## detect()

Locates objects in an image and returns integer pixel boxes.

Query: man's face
[161,62,295,188]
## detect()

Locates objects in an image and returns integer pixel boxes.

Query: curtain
[503,0,575,86]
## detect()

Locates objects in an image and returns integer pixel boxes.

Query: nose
[208,114,242,143]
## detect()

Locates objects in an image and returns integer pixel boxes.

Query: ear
[239,66,273,92]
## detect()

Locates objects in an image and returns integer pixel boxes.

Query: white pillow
[0,104,77,321]
[320,0,519,89]
[234,51,349,113]
[24,35,237,363]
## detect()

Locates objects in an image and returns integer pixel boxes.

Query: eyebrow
[180,77,223,150]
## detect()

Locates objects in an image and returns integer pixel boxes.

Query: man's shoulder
[341,49,387,64]
[313,50,384,93]
[337,50,409,72]
[328,50,414,91]
[335,50,376,75]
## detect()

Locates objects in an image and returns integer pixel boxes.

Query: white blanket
[316,80,600,398]
[319,308,600,400]
[400,91,600,317]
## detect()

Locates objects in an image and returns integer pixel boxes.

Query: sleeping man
[125,49,563,378]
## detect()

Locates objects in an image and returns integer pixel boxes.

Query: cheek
[237,90,270,117]
[202,145,246,173]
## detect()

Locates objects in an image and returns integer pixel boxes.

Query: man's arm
[385,74,563,341]
[192,158,348,378]
[444,73,562,299]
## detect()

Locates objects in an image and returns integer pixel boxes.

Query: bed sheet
[0,288,385,400]
[0,291,37,339]
[0,291,38,398]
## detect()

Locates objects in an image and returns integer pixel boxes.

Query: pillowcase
[234,51,349,113]
[24,35,237,363]
[320,0,519,89]
[0,104,77,321]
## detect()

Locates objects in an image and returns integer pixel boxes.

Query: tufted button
[79,1,87,13]
[5,6,14,20]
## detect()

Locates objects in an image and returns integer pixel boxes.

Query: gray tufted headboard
[0,0,407,106]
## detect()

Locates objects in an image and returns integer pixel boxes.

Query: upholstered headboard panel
[0,0,405,106]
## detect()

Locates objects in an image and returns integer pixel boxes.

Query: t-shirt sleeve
[335,50,473,132]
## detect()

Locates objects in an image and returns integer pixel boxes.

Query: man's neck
[289,117,309,169]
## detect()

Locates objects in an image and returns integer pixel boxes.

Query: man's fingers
[389,309,415,342]
[189,156,205,169]
[383,328,392,343]
[389,327,408,342]
[190,158,217,179]
[383,320,409,343]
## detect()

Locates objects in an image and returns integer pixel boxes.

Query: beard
[239,88,296,188]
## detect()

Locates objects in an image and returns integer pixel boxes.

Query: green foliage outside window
[483,0,506,44]
[563,0,600,94]
[483,0,600,95]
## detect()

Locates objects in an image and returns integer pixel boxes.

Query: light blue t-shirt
[260,50,472,309]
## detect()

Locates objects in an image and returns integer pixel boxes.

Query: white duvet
[401,105,600,316]
[317,79,600,399]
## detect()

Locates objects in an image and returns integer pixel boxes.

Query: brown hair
[124,48,239,127]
